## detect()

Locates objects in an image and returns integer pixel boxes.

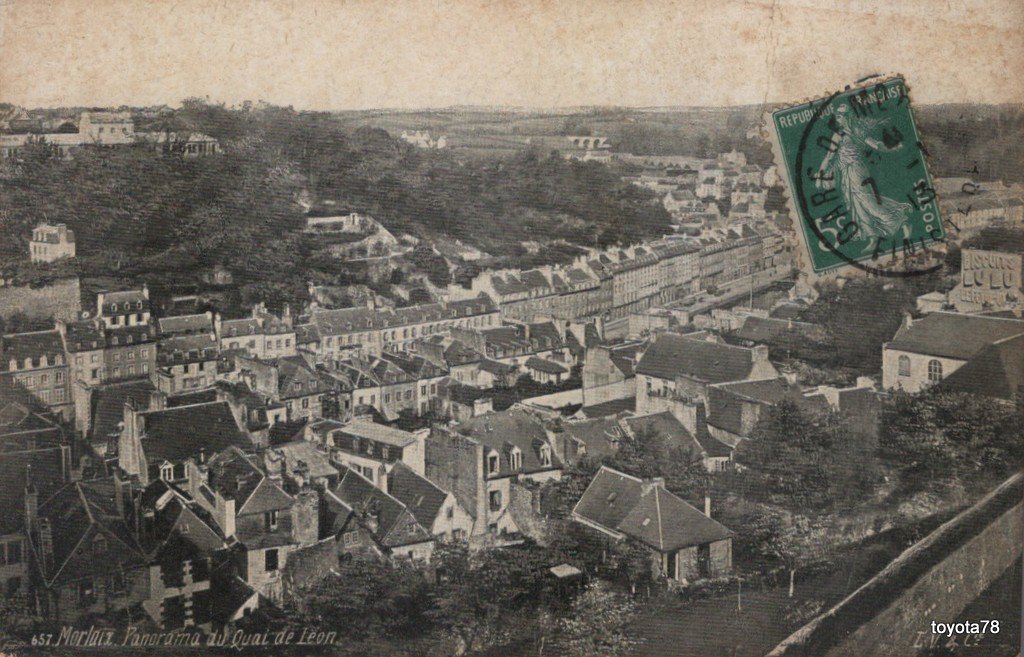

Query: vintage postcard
[0,1,1021,656]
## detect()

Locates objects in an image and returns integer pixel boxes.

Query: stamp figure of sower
[772,77,945,276]
[815,104,912,246]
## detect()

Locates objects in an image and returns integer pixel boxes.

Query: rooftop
[886,312,1024,360]
[573,466,732,553]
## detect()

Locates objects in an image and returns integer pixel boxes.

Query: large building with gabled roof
[572,466,733,583]
[882,312,1024,393]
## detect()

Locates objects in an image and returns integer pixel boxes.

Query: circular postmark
[791,83,946,278]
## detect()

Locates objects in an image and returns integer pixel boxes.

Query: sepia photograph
[0,1,1021,655]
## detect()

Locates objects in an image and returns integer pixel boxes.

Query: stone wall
[0,277,81,323]
[767,473,1023,657]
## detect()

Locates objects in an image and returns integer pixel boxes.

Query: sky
[0,0,1021,110]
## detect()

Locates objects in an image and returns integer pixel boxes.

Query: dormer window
[486,451,499,475]
[264,510,279,531]
[160,463,173,481]
[539,444,552,467]
[509,447,522,471]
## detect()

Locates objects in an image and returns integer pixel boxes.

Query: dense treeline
[0,100,670,307]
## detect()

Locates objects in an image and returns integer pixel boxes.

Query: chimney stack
[704,495,712,518]
[24,466,38,533]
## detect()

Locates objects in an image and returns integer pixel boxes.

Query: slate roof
[294,323,321,345]
[157,333,219,365]
[273,440,339,481]
[0,438,66,534]
[732,316,827,344]
[573,466,732,553]
[140,401,253,464]
[332,465,432,548]
[90,379,158,443]
[623,411,705,463]
[456,409,561,477]
[937,333,1024,401]
[1,330,66,371]
[526,357,568,375]
[561,417,627,461]
[635,332,758,383]
[479,359,517,376]
[62,320,105,353]
[158,313,213,336]
[579,396,637,418]
[36,478,147,586]
[220,318,261,338]
[707,377,808,437]
[205,446,293,516]
[886,312,1024,360]
[100,289,149,309]
[141,480,226,559]
[386,461,449,531]
[277,355,329,400]
[335,419,418,448]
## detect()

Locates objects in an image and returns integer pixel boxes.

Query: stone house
[572,466,733,583]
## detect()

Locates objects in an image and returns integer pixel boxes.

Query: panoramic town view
[0,1,1022,656]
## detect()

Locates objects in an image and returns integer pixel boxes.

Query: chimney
[24,467,38,533]
[141,283,149,299]
[641,477,665,496]
[902,313,914,330]
[704,495,712,518]
[148,389,166,412]
[365,509,380,535]
[752,344,769,363]
[38,517,53,573]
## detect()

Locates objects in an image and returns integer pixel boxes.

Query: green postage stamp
[770,77,945,277]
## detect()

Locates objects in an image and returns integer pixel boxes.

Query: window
[342,531,359,547]
[381,447,390,461]
[40,374,48,386]
[55,371,64,384]
[91,354,99,363]
[487,452,499,475]
[2,541,22,565]
[897,355,911,377]
[264,510,279,531]
[302,398,309,409]
[78,579,96,605]
[128,351,135,360]
[160,463,173,481]
[488,491,502,512]
[539,444,552,467]
[420,385,427,395]
[510,448,522,471]
[107,571,125,594]
[446,506,454,520]
[264,549,279,572]
[384,393,391,403]
[927,359,943,383]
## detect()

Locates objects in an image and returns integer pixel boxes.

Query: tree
[736,401,872,510]
[293,557,433,646]
[542,581,640,657]
[879,390,1024,495]
[428,544,550,655]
